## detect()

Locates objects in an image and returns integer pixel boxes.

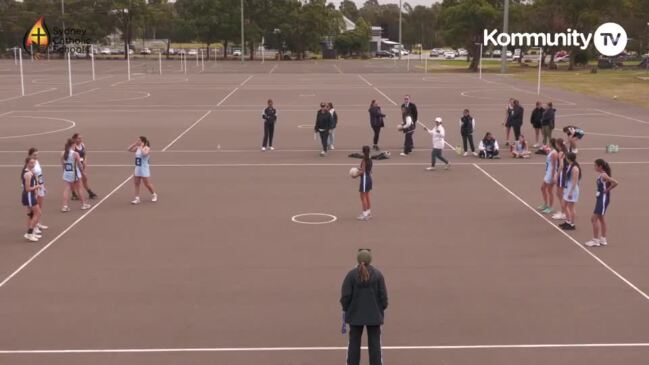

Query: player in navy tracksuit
[21,157,42,242]
[262,99,277,151]
[585,159,619,247]
[400,95,417,156]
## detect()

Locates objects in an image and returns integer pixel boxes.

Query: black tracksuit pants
[263,121,275,148]
[372,126,382,146]
[404,132,414,154]
[318,130,329,152]
[512,124,522,141]
[461,133,475,152]
[347,325,382,365]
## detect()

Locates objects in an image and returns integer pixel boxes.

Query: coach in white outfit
[424,117,450,171]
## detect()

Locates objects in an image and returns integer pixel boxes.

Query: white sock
[363,210,369,216]
[366,209,371,215]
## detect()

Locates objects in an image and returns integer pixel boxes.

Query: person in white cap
[424,117,450,171]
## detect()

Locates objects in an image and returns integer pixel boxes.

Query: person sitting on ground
[511,134,531,159]
[479,132,500,159]
[563,125,585,153]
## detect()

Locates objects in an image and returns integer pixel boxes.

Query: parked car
[458,48,468,57]
[140,48,152,55]
[100,47,111,55]
[375,50,394,58]
[492,49,501,57]
[232,48,242,57]
[443,51,456,59]
[429,48,444,57]
[390,48,409,56]
[188,49,198,56]
[506,50,512,58]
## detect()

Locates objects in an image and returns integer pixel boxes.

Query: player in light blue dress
[560,152,581,231]
[538,138,558,214]
[128,136,157,205]
[61,138,91,212]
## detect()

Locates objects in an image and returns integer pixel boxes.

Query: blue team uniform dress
[594,174,611,215]
[134,147,151,177]
[557,156,569,189]
[21,169,37,207]
[563,164,580,203]
[62,150,81,183]
[359,159,373,193]
[33,160,46,197]
[75,143,86,163]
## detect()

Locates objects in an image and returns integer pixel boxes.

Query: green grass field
[422,59,649,108]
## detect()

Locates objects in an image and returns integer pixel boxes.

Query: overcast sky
[327,0,440,8]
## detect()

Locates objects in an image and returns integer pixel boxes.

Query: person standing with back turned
[261,99,277,151]
[341,249,388,365]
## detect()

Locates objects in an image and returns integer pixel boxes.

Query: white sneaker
[270,146,274,151]
[320,151,326,157]
[584,239,601,247]
[131,197,141,205]
[261,147,266,151]
[599,238,608,246]
[24,233,39,242]
[426,166,436,171]
[34,227,42,235]
[81,204,92,210]
[37,223,48,230]
[463,152,468,157]
[400,152,407,157]
[533,143,540,148]
[445,164,450,170]
[33,231,42,238]
[61,206,71,213]
[552,212,566,220]
[357,214,369,221]
[151,193,158,202]
[472,152,478,157]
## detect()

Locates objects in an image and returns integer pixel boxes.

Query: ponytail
[595,158,612,176]
[63,138,73,161]
[362,145,370,169]
[139,136,150,147]
[358,262,370,282]
[28,147,38,156]
[566,152,582,181]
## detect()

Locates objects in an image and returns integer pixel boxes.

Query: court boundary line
[473,163,649,302]
[594,109,649,126]
[0,176,134,290]
[214,75,253,107]
[161,110,212,151]
[3,342,649,354]
[34,87,101,107]
[0,88,57,103]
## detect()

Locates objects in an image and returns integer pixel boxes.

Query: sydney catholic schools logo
[484,22,628,57]
[23,16,50,55]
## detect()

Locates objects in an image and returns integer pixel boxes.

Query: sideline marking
[473,163,649,302]
[0,116,76,139]
[35,87,100,107]
[3,343,649,354]
[0,88,57,103]
[161,110,212,151]
[594,109,649,126]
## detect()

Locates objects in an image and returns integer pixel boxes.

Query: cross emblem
[31,28,46,45]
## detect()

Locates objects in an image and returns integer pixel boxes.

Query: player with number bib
[585,159,619,247]
[61,139,91,212]
[128,136,157,205]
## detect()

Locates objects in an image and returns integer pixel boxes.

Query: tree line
[1,0,647,67]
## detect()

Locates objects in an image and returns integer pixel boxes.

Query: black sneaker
[373,145,380,151]
[565,224,576,231]
[88,191,98,199]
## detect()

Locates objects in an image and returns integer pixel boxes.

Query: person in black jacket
[327,102,338,150]
[314,102,333,156]
[530,101,544,148]
[400,95,417,156]
[541,102,556,148]
[503,98,514,146]
[510,99,524,142]
[341,249,388,365]
[261,99,277,151]
[368,100,385,151]
[459,108,477,156]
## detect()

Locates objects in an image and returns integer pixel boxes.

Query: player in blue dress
[559,152,581,230]
[357,146,373,221]
[22,157,42,242]
[28,148,48,235]
[71,133,98,200]
[61,138,91,212]
[585,159,619,247]
[552,139,569,221]
[128,136,157,205]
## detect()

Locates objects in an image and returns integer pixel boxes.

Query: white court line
[0,111,14,119]
[333,64,343,74]
[373,86,397,106]
[358,74,373,86]
[0,88,57,103]
[473,163,649,302]
[587,132,649,139]
[0,116,76,139]
[3,343,649,354]
[593,109,649,126]
[0,176,134,290]
[269,64,278,74]
[161,110,212,151]
[214,76,252,107]
[239,75,254,86]
[35,87,100,107]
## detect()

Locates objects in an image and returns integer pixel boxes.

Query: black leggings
[404,132,414,154]
[512,124,522,141]
[372,126,382,146]
[461,133,475,152]
[318,130,329,152]
[347,325,382,365]
[262,121,275,147]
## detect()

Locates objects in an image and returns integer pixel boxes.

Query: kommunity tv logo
[484,23,627,57]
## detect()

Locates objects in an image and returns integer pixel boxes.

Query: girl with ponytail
[340,249,388,365]
[559,152,581,230]
[61,138,91,212]
[356,146,373,221]
[585,159,619,247]
[128,136,157,204]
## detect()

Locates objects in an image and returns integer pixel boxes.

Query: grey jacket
[340,265,388,326]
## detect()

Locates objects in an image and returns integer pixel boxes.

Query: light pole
[61,0,67,53]
[475,42,483,80]
[398,0,402,61]
[536,47,542,95]
[240,0,245,63]
[500,0,509,73]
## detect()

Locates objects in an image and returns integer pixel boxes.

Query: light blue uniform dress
[33,160,46,197]
[62,150,81,183]
[543,150,556,184]
[563,165,580,203]
[134,147,151,177]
